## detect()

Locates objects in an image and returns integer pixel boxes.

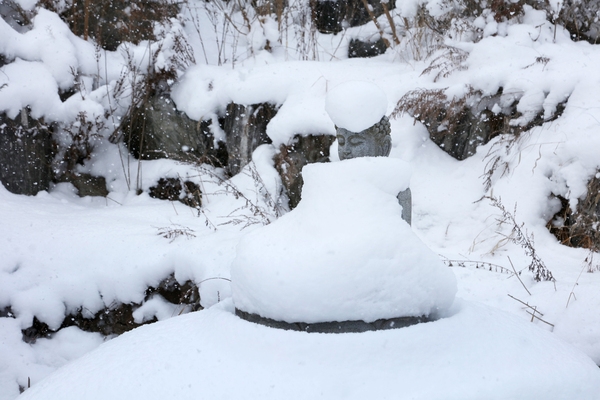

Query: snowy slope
[2,0,600,399]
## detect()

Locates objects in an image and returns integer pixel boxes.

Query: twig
[567,260,588,308]
[381,2,400,45]
[198,277,231,284]
[441,258,512,274]
[487,196,555,282]
[360,0,390,48]
[508,256,531,295]
[525,310,555,328]
[507,294,544,316]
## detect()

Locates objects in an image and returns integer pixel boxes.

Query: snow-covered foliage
[3,0,600,398]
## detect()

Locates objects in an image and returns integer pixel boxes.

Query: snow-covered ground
[3,0,600,398]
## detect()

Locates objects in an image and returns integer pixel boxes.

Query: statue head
[337,116,392,160]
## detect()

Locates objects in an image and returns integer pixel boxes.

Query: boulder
[61,172,109,197]
[348,37,388,58]
[311,0,396,34]
[0,109,53,195]
[222,102,277,176]
[123,94,211,163]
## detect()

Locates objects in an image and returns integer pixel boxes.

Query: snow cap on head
[325,81,388,132]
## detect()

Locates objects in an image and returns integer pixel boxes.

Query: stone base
[235,308,430,333]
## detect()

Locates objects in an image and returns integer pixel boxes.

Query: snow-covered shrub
[54,111,103,178]
[559,0,600,43]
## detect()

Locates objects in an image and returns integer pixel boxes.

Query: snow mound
[325,81,388,132]
[17,299,600,400]
[231,157,457,323]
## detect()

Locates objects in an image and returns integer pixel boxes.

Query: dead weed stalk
[487,195,555,282]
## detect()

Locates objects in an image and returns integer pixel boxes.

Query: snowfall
[2,0,600,399]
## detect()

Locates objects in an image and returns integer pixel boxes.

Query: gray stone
[348,37,388,58]
[274,134,336,209]
[312,0,397,34]
[235,308,429,334]
[397,187,412,225]
[336,115,392,160]
[0,109,53,195]
[222,102,276,176]
[124,94,210,163]
[428,107,503,161]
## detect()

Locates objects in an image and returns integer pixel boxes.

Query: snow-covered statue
[326,82,412,225]
[231,157,457,333]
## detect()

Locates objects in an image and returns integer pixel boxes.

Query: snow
[232,157,456,323]
[325,81,388,132]
[16,299,600,400]
[2,1,600,399]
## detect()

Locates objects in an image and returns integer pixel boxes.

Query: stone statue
[336,115,412,225]
[337,116,392,160]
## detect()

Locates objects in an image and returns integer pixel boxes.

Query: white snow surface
[17,299,600,400]
[325,81,388,131]
[232,157,457,323]
[3,1,600,399]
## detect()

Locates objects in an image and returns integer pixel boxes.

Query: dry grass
[487,195,555,282]
[391,86,481,136]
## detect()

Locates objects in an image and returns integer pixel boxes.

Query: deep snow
[2,0,600,399]
[16,300,600,400]
[232,157,457,323]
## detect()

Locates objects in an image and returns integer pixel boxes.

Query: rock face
[348,37,388,58]
[222,102,276,176]
[50,0,179,51]
[273,134,336,209]
[429,106,506,161]
[312,0,396,34]
[0,110,53,195]
[124,94,212,163]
